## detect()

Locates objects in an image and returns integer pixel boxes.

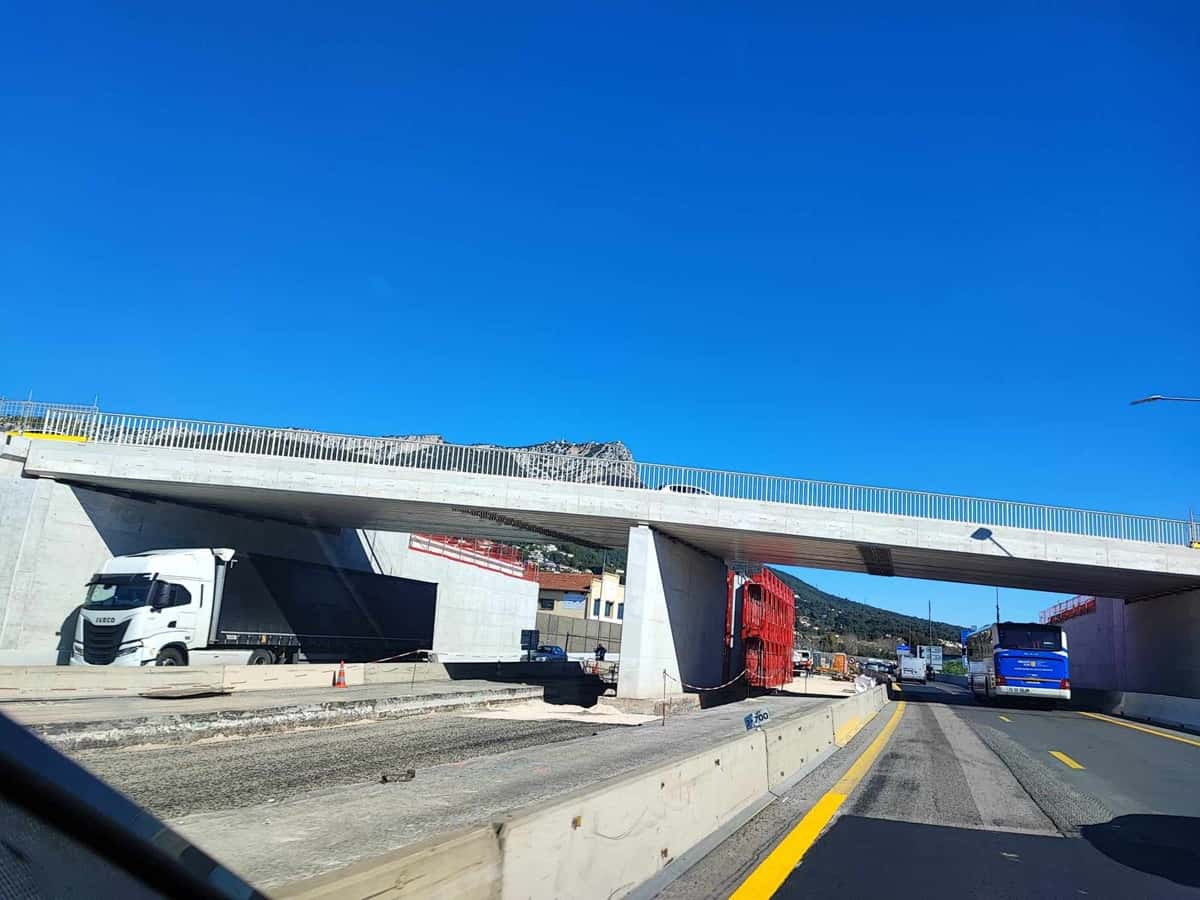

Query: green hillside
[517,541,965,658]
[768,567,964,657]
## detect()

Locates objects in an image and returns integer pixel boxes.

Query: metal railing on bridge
[2,397,1193,547]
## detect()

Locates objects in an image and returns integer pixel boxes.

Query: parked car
[532,645,567,662]
[659,484,713,495]
[863,662,892,684]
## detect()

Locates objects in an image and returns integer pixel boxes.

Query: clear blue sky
[3,4,1197,628]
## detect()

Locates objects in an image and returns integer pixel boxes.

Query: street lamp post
[1130,395,1200,405]
[1129,396,1200,546]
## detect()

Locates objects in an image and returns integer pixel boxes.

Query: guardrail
[3,398,1193,546]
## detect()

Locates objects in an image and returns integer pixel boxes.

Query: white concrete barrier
[831,683,888,746]
[0,662,452,701]
[831,689,869,746]
[364,662,451,684]
[0,665,224,699]
[1118,692,1200,733]
[276,825,501,900]
[221,663,364,692]
[277,686,893,900]
[498,730,769,900]
[763,705,836,791]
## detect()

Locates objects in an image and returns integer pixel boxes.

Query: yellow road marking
[833,715,863,746]
[5,431,88,443]
[1049,750,1085,770]
[730,701,906,900]
[1079,711,1200,749]
[998,715,1012,722]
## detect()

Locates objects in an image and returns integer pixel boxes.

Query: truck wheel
[247,649,275,665]
[155,647,185,666]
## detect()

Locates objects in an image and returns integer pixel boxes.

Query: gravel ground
[71,712,615,819]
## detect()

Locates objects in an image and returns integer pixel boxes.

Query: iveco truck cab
[72,549,244,666]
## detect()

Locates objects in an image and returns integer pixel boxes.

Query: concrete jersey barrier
[0,662,452,701]
[278,684,891,900]
[498,729,769,899]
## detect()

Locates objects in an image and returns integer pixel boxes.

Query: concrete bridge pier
[616,524,731,700]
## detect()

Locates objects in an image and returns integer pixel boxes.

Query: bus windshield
[997,625,1062,651]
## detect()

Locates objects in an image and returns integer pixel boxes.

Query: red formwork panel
[741,568,795,689]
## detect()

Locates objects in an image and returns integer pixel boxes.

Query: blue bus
[966,621,1070,703]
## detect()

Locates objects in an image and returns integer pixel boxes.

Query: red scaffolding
[741,568,795,689]
[1039,595,1097,625]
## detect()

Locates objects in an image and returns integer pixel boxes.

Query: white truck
[898,654,927,684]
[71,548,437,667]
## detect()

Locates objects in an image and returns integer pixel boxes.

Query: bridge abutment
[616,524,730,699]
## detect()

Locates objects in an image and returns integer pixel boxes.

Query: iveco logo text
[94,617,116,624]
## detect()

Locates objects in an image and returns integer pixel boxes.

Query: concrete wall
[0,449,535,664]
[1062,590,1200,699]
[1060,597,1125,693]
[1122,589,1200,697]
[0,453,374,665]
[358,532,536,658]
[618,525,728,699]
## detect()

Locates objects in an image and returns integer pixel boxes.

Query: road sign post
[520,629,539,663]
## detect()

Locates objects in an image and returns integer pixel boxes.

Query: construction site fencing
[534,611,621,657]
[4,398,1194,546]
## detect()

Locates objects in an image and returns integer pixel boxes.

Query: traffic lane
[72,712,616,819]
[897,679,1200,818]
[836,692,1054,834]
[768,693,1061,900]
[654,700,898,900]
[775,814,1200,899]
[957,699,1200,818]
[888,677,975,704]
[774,684,1200,899]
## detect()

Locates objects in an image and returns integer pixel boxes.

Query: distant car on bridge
[659,484,712,495]
[532,645,567,662]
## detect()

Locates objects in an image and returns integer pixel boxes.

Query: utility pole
[927,598,933,651]
[995,586,1001,625]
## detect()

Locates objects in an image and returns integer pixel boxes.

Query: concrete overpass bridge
[5,399,1200,697]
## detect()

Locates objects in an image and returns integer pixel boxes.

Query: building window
[538,598,555,610]
[593,599,601,617]
[604,601,614,618]
[617,603,624,620]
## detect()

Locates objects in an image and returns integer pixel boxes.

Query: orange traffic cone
[333,660,348,689]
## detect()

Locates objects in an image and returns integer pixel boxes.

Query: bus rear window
[998,625,1062,651]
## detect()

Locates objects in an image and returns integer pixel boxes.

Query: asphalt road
[662,680,1200,899]
[70,712,615,819]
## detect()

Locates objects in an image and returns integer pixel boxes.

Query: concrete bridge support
[617,524,731,700]
[1063,589,1200,699]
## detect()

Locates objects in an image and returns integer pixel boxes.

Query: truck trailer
[71,548,437,666]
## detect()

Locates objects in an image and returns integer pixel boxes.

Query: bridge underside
[42,471,1200,601]
[12,440,1200,699]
